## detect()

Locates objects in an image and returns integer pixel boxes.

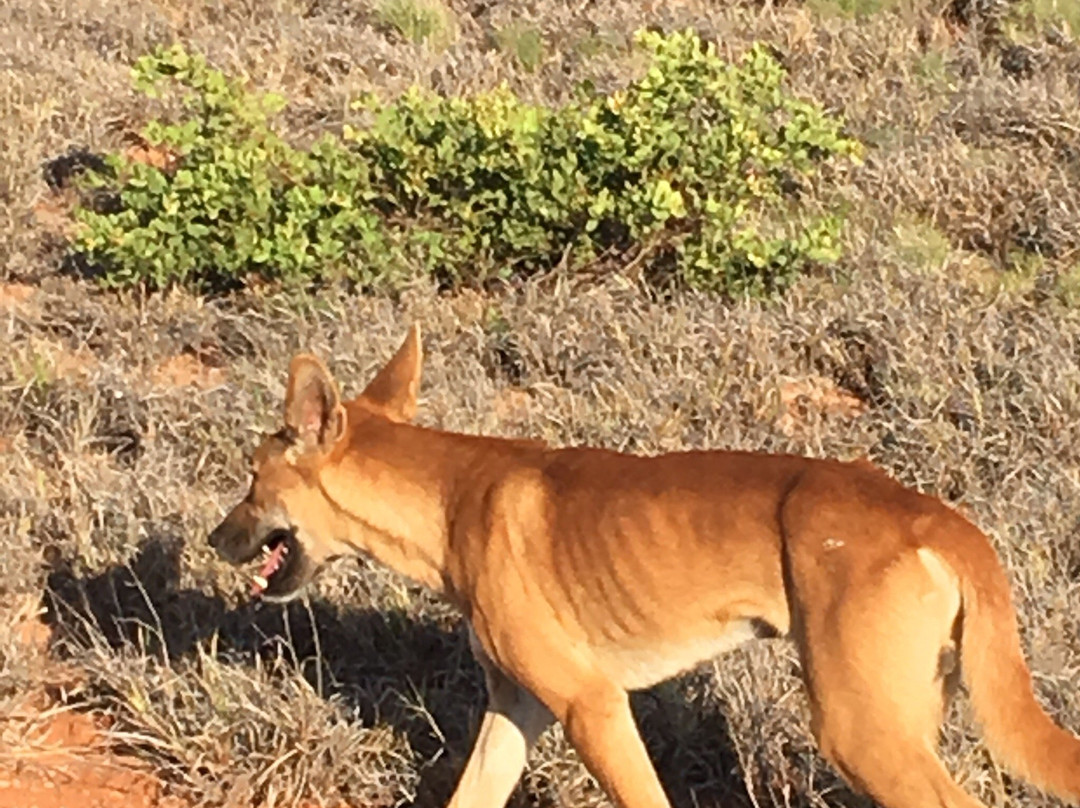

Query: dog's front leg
[447,646,553,808]
[556,680,672,808]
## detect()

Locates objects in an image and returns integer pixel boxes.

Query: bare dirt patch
[0,717,185,808]
[30,197,77,241]
[0,283,36,311]
[0,600,188,808]
[776,375,867,437]
[492,387,533,421]
[123,138,180,173]
[10,599,51,653]
[151,353,226,390]
[13,338,100,383]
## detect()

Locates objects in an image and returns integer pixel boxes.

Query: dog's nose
[208,524,226,551]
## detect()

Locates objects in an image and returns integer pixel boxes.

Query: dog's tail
[938,529,1080,802]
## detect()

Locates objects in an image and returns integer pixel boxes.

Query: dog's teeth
[261,546,271,557]
[252,574,269,589]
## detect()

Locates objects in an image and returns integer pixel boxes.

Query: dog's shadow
[40,536,866,808]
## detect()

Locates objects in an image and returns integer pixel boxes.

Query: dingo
[209,325,1080,808]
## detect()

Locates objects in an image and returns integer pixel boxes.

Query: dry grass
[2,0,1080,806]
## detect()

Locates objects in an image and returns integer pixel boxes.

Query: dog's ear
[284,354,347,450]
[360,324,422,422]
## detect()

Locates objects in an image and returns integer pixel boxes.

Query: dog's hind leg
[796,548,985,808]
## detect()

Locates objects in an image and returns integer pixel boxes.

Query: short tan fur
[208,326,1080,808]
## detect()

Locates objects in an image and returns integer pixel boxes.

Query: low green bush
[71,30,861,295]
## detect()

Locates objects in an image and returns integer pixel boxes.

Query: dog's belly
[597,618,762,691]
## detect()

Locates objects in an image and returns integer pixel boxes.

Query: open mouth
[250,530,296,596]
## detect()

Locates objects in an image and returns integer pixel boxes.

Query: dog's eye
[273,426,299,445]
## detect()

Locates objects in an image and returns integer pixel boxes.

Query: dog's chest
[598,618,760,690]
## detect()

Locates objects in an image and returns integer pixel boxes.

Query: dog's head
[208,326,422,602]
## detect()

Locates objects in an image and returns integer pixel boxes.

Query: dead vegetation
[2,0,1080,806]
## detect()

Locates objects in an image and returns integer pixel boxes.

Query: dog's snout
[207,505,265,565]
[208,513,242,556]
[208,522,227,551]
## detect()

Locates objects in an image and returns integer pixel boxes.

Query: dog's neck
[316,413,537,598]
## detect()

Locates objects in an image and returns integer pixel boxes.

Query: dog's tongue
[251,542,287,595]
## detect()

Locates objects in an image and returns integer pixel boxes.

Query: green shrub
[70,31,861,295]
[74,46,401,290]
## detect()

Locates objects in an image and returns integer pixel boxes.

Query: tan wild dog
[209,325,1080,808]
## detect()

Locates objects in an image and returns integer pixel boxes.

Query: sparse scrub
[375,0,457,49]
[913,49,953,88]
[892,215,952,272]
[806,0,901,20]
[573,28,625,59]
[4,0,1080,806]
[1009,0,1080,39]
[69,30,860,296]
[71,634,417,806]
[493,23,546,71]
[1054,262,1080,307]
